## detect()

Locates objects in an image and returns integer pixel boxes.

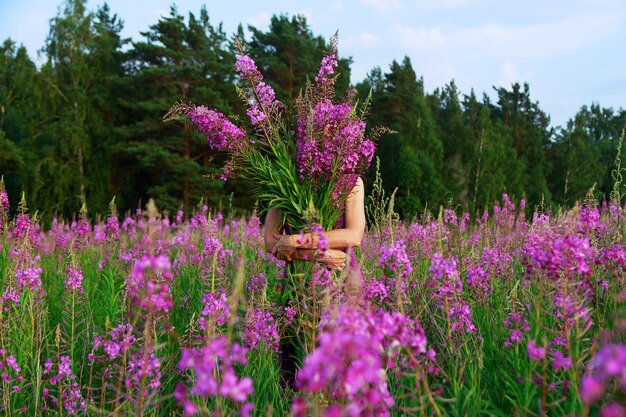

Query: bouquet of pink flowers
[165,36,379,232]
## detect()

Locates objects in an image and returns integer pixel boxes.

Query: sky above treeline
[1,0,625,128]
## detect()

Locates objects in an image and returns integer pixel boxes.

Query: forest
[1,0,625,223]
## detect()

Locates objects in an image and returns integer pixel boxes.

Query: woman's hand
[318,249,347,271]
[271,233,297,261]
[271,232,346,271]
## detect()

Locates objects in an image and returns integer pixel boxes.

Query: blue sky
[1,0,625,128]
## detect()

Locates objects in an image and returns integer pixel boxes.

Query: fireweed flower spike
[188,106,248,153]
[234,47,282,136]
[234,54,261,80]
[315,53,339,83]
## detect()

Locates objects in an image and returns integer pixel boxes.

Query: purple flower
[13,213,31,239]
[219,368,253,402]
[601,403,625,417]
[291,397,307,417]
[580,375,604,404]
[245,272,267,296]
[188,106,247,154]
[503,311,530,348]
[295,96,373,189]
[593,344,626,389]
[315,53,338,83]
[41,356,86,415]
[127,255,173,315]
[105,215,119,241]
[125,348,162,395]
[428,253,477,334]
[550,350,572,371]
[295,305,430,416]
[379,240,412,278]
[15,267,43,293]
[311,224,329,253]
[235,54,261,80]
[92,323,136,363]
[177,336,253,412]
[64,264,84,293]
[0,190,8,231]
[243,308,279,352]
[0,190,8,210]
[199,291,230,329]
[527,339,546,361]
[241,403,254,417]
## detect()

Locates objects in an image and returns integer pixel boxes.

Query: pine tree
[117,6,237,214]
[0,40,35,212]
[491,83,553,209]
[37,0,95,218]
[429,81,473,206]
[360,57,448,218]
[82,4,127,214]
[463,91,525,212]
[550,104,626,203]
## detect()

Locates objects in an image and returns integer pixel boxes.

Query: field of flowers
[0,189,625,417]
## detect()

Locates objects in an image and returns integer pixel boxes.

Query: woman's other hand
[271,233,297,261]
[319,249,347,271]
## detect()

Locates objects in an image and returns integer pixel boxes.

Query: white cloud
[247,11,271,28]
[415,0,477,10]
[152,8,170,19]
[360,0,402,12]
[330,1,345,12]
[393,11,624,60]
[289,9,314,25]
[344,31,382,49]
[392,24,445,50]
[498,61,532,87]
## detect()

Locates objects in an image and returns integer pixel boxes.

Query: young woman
[263,177,366,388]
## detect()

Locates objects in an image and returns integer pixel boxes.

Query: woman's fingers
[271,237,295,261]
[320,249,347,271]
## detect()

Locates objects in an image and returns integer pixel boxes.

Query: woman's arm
[264,207,283,254]
[264,207,347,269]
[272,177,366,258]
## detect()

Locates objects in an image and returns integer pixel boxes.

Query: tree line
[1,0,625,223]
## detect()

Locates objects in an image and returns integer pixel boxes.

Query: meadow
[0,190,625,417]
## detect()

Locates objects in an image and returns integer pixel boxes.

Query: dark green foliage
[116,6,239,215]
[0,40,38,215]
[549,104,626,205]
[0,130,22,173]
[359,57,449,218]
[462,91,525,212]
[429,81,473,206]
[491,83,553,209]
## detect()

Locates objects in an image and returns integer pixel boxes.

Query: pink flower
[580,375,604,404]
[315,53,338,83]
[64,264,84,293]
[527,339,546,361]
[188,106,247,153]
[177,336,253,412]
[235,54,261,80]
[600,403,626,417]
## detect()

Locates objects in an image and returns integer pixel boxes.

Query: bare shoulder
[349,177,365,197]
[345,177,365,209]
